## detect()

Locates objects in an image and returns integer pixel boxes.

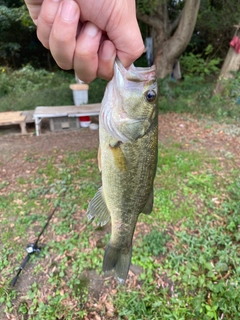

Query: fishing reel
[26,243,41,254]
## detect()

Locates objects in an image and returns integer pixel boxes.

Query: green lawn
[0,140,239,319]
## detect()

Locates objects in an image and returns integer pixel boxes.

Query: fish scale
[87,59,158,283]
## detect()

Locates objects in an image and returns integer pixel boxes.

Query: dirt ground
[0,113,240,319]
[1,112,240,207]
[1,113,240,178]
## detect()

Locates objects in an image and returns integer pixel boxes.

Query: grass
[0,140,239,319]
[158,73,240,122]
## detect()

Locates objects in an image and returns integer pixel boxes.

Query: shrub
[180,45,221,77]
[0,66,107,111]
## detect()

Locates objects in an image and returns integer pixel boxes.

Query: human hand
[24,0,145,83]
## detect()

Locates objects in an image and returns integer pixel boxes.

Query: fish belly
[100,120,158,282]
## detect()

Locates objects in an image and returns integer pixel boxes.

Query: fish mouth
[115,58,156,82]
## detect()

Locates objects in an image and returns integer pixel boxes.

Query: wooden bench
[0,112,27,134]
[33,104,101,136]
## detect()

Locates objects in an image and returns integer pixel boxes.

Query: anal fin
[87,187,110,226]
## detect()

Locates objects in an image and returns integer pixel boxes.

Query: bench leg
[20,122,28,134]
[35,117,41,136]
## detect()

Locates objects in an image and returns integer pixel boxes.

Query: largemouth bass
[87,59,158,283]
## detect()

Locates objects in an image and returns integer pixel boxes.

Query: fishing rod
[10,206,58,287]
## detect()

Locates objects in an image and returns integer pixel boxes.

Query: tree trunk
[137,0,201,79]
[214,27,240,95]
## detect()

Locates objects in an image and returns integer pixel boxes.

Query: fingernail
[60,0,78,21]
[103,46,115,60]
[100,40,116,61]
[83,22,99,38]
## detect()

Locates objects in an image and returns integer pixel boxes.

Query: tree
[137,0,201,78]
[214,25,240,95]
[0,0,55,69]
[0,5,23,66]
[195,0,240,60]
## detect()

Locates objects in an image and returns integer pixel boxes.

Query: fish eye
[145,90,156,103]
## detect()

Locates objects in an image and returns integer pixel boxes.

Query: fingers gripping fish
[87,59,158,283]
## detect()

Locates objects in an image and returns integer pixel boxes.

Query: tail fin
[102,244,132,284]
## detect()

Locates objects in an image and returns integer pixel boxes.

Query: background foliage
[195,0,240,59]
[0,0,55,69]
[0,0,239,119]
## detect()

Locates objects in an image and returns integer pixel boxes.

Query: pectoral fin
[87,187,110,226]
[142,190,154,215]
